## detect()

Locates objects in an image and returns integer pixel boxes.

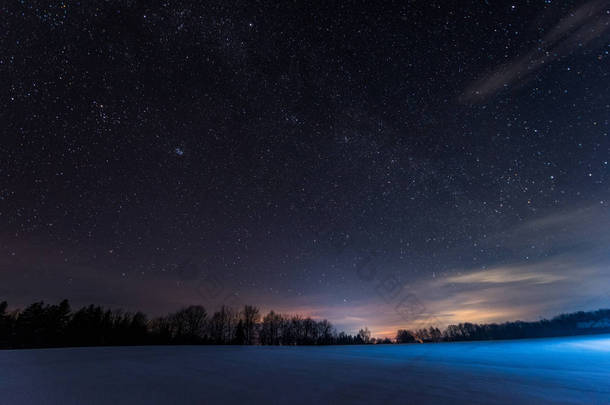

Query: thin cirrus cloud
[313,204,610,337]
[371,205,610,334]
[461,0,610,102]
[445,267,567,285]
[390,260,608,335]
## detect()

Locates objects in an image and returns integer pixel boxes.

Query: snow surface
[1,334,610,404]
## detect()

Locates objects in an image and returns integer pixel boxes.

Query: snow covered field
[2,334,610,404]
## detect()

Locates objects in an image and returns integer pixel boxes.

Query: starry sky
[1,0,609,337]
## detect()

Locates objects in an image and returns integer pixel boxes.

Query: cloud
[275,204,610,338]
[499,204,610,266]
[367,205,610,336]
[445,267,566,285]
[462,0,610,102]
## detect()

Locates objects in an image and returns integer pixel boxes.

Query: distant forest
[396,309,610,343]
[1,299,609,349]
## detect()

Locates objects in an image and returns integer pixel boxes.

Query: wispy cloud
[462,0,610,102]
[362,205,610,336]
[446,267,566,285]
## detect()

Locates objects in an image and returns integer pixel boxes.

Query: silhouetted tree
[209,306,238,344]
[0,301,10,348]
[12,301,70,348]
[317,319,334,345]
[241,305,260,345]
[357,327,371,344]
[170,306,207,343]
[4,298,609,350]
[149,315,174,344]
[398,309,610,343]
[428,327,442,342]
[234,320,246,344]
[259,311,283,345]
[396,329,416,343]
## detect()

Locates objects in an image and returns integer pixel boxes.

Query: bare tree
[241,305,260,345]
[175,306,207,342]
[260,311,284,345]
[396,329,416,343]
[358,327,371,344]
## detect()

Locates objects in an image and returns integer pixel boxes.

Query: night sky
[1,1,609,337]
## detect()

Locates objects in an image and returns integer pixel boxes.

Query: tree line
[2,299,608,349]
[0,299,383,349]
[395,308,610,343]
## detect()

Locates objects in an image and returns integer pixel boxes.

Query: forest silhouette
[1,299,609,349]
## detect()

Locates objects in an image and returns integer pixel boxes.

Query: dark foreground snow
[2,334,610,404]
